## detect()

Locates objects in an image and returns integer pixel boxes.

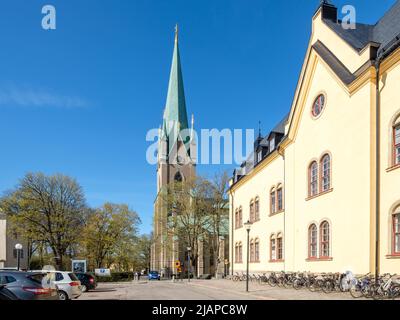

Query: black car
[0,271,59,300]
[74,272,97,292]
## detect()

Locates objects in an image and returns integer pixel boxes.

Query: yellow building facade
[229,1,400,276]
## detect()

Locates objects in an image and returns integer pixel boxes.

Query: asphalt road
[77,279,354,300]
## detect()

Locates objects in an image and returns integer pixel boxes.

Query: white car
[29,270,82,300]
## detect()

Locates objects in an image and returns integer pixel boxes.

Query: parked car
[0,284,18,300]
[148,271,161,280]
[75,272,97,292]
[0,271,58,300]
[29,270,82,300]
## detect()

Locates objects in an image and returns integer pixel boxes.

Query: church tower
[157,24,196,192]
[151,26,196,274]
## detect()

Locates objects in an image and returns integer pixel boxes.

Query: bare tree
[206,172,230,278]
[0,172,87,270]
[161,176,212,276]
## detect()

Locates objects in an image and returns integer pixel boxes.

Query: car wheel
[81,285,87,292]
[58,291,68,301]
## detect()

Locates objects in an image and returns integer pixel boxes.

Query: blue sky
[0,0,396,234]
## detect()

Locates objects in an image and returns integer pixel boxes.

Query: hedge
[96,272,135,282]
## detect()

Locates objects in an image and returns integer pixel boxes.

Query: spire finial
[175,24,179,43]
[258,121,262,138]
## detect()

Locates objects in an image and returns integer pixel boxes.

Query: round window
[312,94,325,117]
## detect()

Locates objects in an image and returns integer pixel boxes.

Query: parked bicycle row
[229,271,400,300]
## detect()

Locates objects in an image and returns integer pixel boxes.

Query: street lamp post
[187,246,191,282]
[244,221,252,292]
[15,244,23,271]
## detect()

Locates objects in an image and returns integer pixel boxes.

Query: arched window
[270,188,276,215]
[270,235,276,261]
[239,207,243,228]
[277,185,283,211]
[309,161,318,196]
[254,197,260,221]
[312,94,325,117]
[235,243,239,263]
[321,154,331,192]
[392,207,400,255]
[235,209,239,229]
[239,242,243,263]
[174,172,183,182]
[393,118,400,166]
[320,221,330,258]
[308,224,318,258]
[277,233,283,260]
[253,239,260,262]
[249,200,255,223]
[250,240,255,263]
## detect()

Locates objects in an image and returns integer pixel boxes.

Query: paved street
[77,279,354,300]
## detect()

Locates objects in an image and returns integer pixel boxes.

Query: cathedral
[150,27,227,277]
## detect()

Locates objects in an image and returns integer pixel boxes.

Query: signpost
[95,268,111,277]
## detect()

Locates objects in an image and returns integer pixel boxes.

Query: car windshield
[28,273,45,284]
[69,273,79,281]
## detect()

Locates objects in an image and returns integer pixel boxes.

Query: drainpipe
[374,60,381,284]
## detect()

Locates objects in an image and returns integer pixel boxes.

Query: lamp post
[15,244,23,271]
[187,246,191,282]
[244,220,252,292]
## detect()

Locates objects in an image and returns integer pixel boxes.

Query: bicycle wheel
[371,285,384,300]
[269,277,277,287]
[350,285,363,299]
[293,279,302,290]
[322,280,334,294]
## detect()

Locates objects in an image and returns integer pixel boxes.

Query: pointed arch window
[309,161,318,196]
[308,224,318,259]
[174,172,183,182]
[321,154,331,192]
[320,221,330,258]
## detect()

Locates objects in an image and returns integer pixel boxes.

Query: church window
[312,94,325,117]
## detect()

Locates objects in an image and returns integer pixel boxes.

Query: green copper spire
[162,24,189,145]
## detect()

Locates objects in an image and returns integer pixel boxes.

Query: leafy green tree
[82,203,141,269]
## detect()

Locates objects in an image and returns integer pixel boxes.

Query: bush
[96,272,134,283]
